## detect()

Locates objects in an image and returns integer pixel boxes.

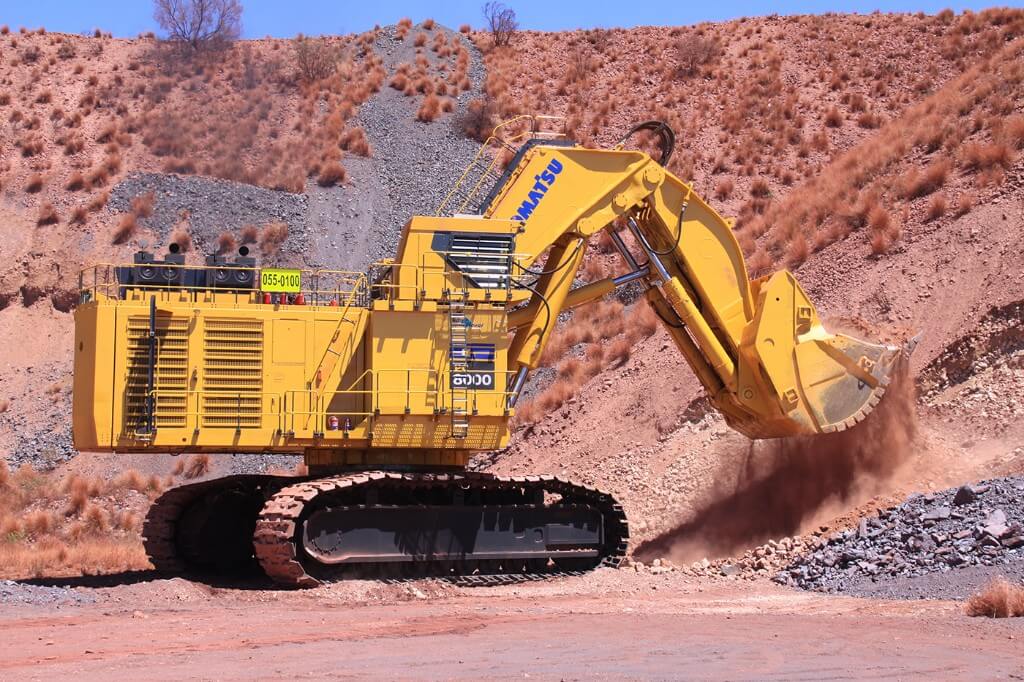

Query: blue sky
[1,0,1019,37]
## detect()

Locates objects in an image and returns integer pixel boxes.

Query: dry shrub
[868,206,891,234]
[857,111,881,129]
[163,157,196,174]
[1004,115,1024,149]
[627,303,659,340]
[965,577,1024,618]
[146,474,164,494]
[86,165,109,189]
[953,193,975,217]
[787,231,810,265]
[422,18,436,30]
[870,230,891,255]
[66,171,85,191]
[901,158,949,198]
[340,127,372,156]
[37,202,59,226]
[390,72,409,91]
[537,378,579,412]
[459,24,471,33]
[750,177,770,198]
[83,504,109,534]
[96,122,116,143]
[240,224,259,244]
[25,174,44,193]
[171,227,191,252]
[69,205,88,224]
[112,213,137,244]
[260,221,289,255]
[513,399,542,425]
[676,33,721,76]
[182,453,211,480]
[414,32,427,47]
[87,191,109,212]
[867,205,901,254]
[925,195,947,221]
[317,161,346,186]
[417,93,442,122]
[460,96,497,142]
[960,142,1014,171]
[714,178,734,199]
[607,337,632,366]
[216,231,237,253]
[823,106,842,128]
[23,510,55,535]
[113,469,146,492]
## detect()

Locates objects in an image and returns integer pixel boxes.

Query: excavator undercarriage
[73,116,908,586]
[143,471,627,586]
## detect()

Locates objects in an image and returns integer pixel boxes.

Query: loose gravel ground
[0,580,96,607]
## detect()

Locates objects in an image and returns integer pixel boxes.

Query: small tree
[153,0,243,51]
[293,35,339,82]
[676,33,721,76]
[482,2,517,47]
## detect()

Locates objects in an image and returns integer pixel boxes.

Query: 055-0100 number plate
[261,268,301,293]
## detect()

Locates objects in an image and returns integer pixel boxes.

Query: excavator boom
[476,122,903,438]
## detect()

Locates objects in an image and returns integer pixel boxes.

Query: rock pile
[776,477,1024,591]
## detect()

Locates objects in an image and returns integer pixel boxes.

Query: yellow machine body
[74,117,902,468]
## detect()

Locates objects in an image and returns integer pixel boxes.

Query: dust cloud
[635,361,918,565]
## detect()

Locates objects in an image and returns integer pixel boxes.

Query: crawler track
[253,471,628,587]
[143,471,628,587]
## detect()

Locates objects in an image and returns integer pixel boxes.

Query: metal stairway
[448,290,471,439]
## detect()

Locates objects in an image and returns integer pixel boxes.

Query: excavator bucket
[740,270,908,437]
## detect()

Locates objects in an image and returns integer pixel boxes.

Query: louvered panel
[202,318,264,428]
[124,315,189,431]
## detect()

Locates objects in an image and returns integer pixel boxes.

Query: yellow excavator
[72,117,905,586]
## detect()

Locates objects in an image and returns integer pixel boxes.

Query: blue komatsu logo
[512,158,563,222]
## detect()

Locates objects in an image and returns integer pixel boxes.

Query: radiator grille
[125,315,189,431]
[202,318,264,428]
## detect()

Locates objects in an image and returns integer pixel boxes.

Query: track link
[253,472,628,588]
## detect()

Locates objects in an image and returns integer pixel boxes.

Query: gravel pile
[777,477,1024,593]
[308,23,486,271]
[109,172,309,257]
[0,580,96,607]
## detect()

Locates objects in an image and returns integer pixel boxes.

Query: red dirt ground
[1,575,1022,680]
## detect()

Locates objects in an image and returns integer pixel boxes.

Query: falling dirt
[635,360,919,564]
